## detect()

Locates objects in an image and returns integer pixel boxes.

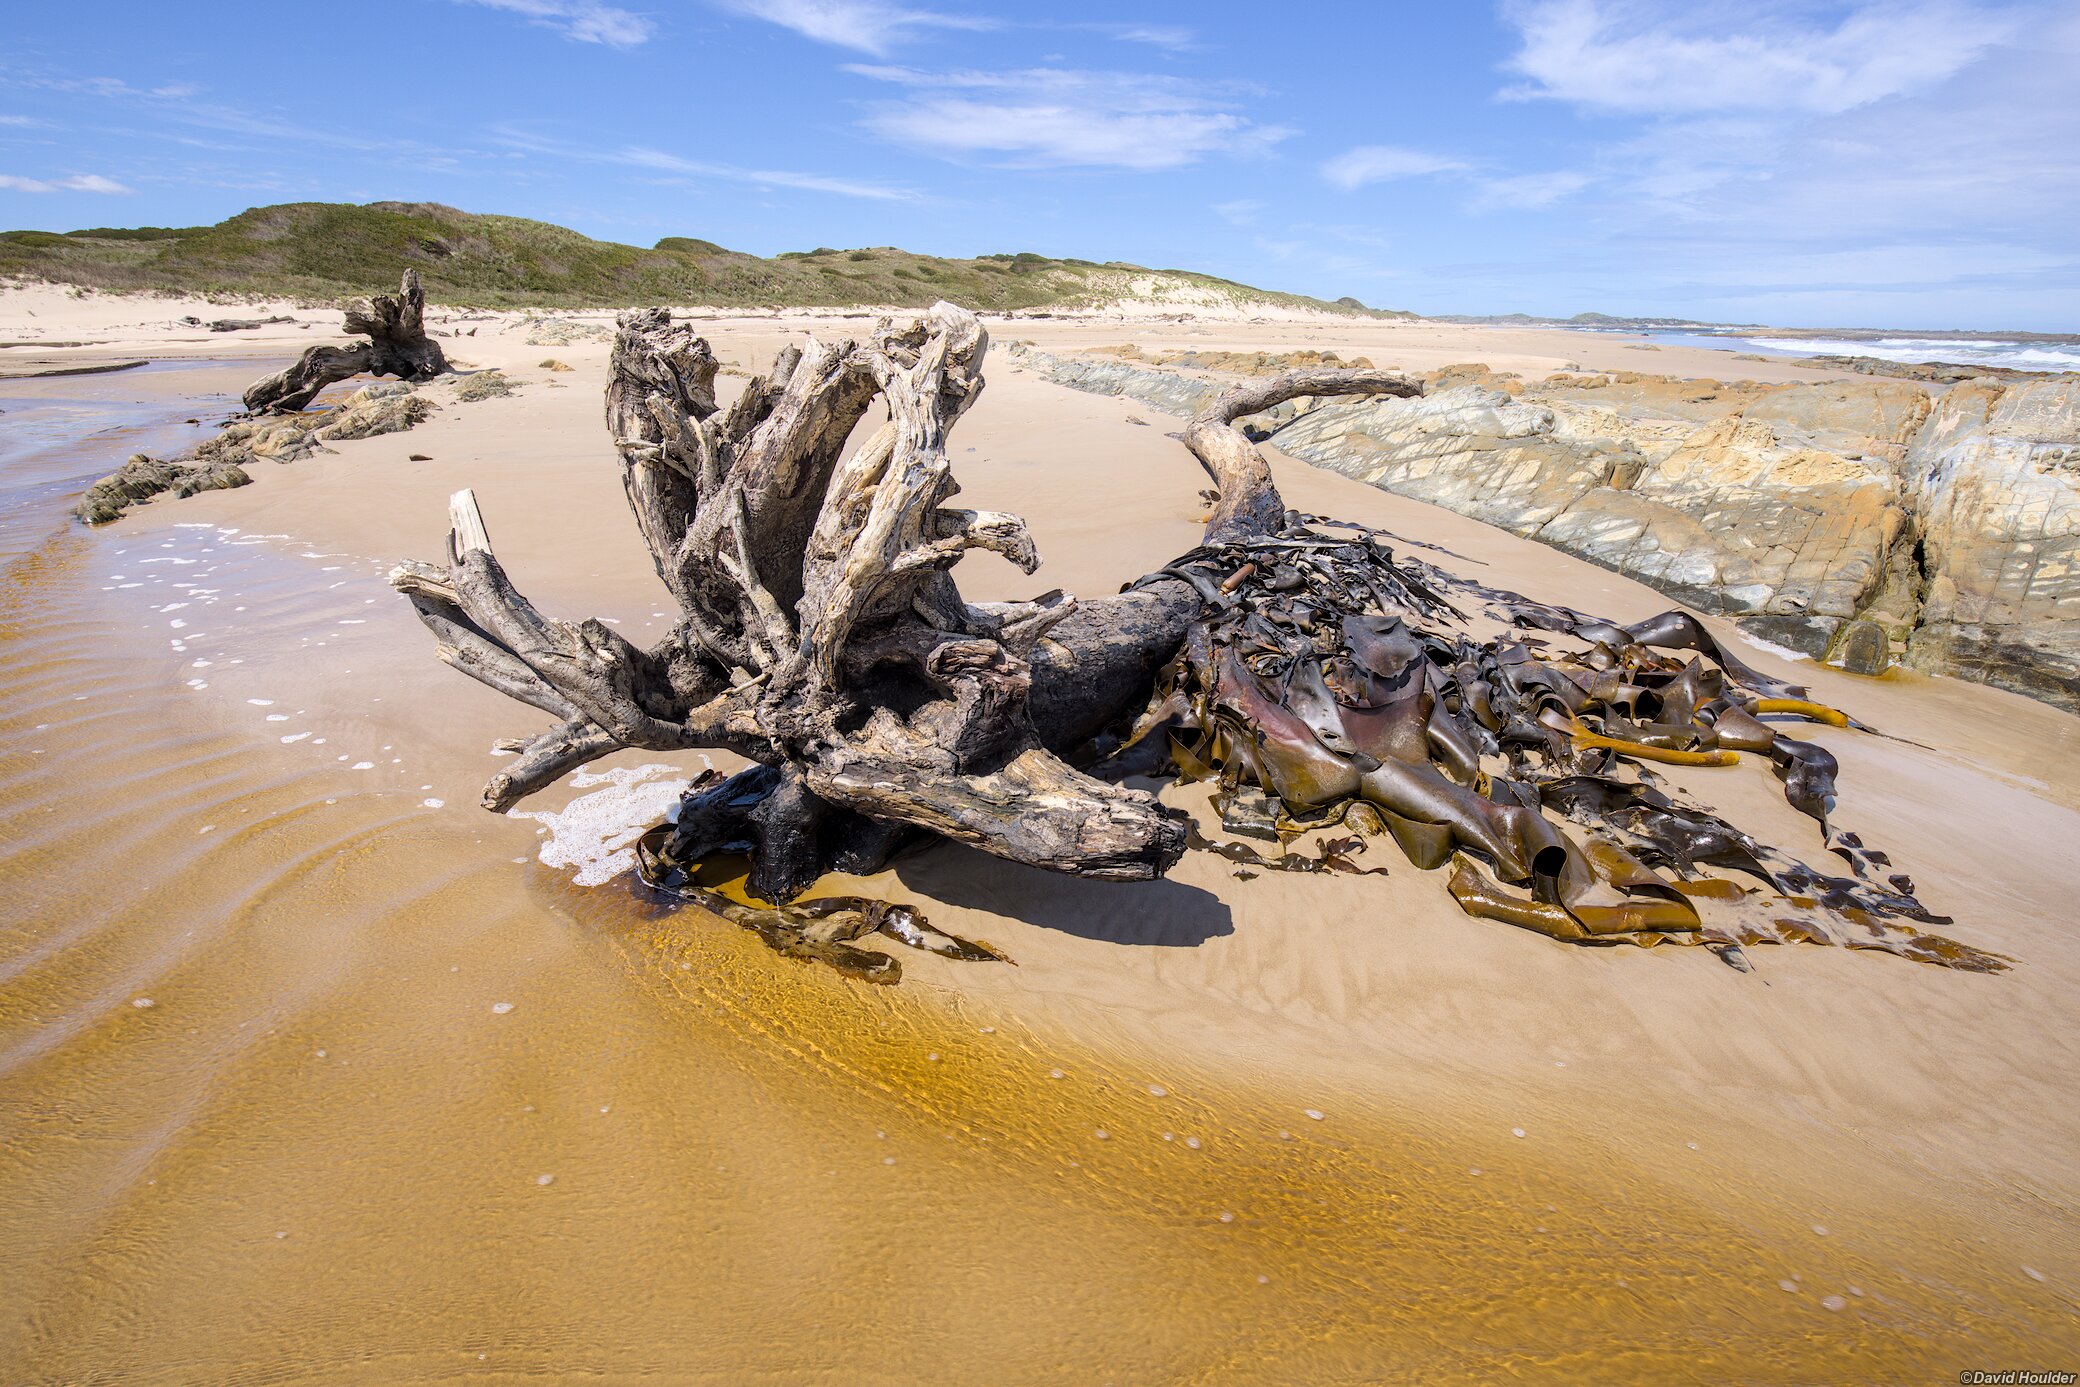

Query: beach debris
[241,269,449,413]
[207,315,295,332]
[390,301,2006,978]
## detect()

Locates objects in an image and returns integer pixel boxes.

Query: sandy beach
[3,287,2077,1381]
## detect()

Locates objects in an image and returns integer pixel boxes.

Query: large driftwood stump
[391,301,2003,977]
[390,304,1249,900]
[243,269,449,413]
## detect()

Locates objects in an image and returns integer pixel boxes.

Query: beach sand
[2,287,2075,1381]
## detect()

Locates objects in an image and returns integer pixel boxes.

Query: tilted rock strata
[1012,344,2080,712]
[1903,377,2080,707]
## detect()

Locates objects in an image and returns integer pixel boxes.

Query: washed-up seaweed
[1120,512,2005,972]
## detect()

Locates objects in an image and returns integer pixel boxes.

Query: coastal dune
[1,291,2076,1380]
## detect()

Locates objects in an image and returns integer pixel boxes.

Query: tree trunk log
[243,269,450,413]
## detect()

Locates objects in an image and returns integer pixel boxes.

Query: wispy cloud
[1320,145,1466,191]
[849,65,1289,170]
[1078,22,1194,51]
[1321,140,1593,215]
[454,0,654,47]
[711,0,994,57]
[493,126,918,200]
[1213,198,1263,226]
[0,172,131,193]
[1466,169,1593,211]
[1501,0,2013,115]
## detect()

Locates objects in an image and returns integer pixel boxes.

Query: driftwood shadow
[894,842,1234,948]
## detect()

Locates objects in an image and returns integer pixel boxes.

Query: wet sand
[2,289,2076,1381]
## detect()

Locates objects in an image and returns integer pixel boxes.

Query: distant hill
[0,200,1410,318]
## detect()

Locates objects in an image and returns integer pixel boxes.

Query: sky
[3,0,2077,329]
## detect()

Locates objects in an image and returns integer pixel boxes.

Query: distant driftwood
[0,359,148,380]
[242,270,447,413]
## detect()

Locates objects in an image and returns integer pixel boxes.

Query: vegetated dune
[0,199,1411,318]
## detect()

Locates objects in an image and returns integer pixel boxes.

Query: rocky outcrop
[78,382,436,524]
[1793,354,2051,384]
[77,453,251,524]
[1901,377,2080,706]
[1019,346,2080,713]
[520,317,611,347]
[452,369,516,401]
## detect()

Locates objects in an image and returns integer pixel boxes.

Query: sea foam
[512,763,688,887]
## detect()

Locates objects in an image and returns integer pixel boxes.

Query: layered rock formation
[1012,345,2080,713]
[77,381,436,524]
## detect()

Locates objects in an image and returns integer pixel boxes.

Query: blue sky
[3,1,2076,329]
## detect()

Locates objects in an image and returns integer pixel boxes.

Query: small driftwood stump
[243,269,449,413]
[391,300,2001,976]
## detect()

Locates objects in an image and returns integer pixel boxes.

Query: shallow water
[1,363,2074,1381]
[0,359,257,569]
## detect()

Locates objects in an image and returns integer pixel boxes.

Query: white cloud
[711,0,994,56]
[1467,169,1592,211]
[1213,199,1263,226]
[850,66,1289,170]
[1502,0,2013,115]
[455,0,653,47]
[492,127,917,200]
[1080,22,1195,51]
[1320,145,1466,191]
[0,172,132,193]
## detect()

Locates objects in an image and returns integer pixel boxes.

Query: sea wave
[1736,335,2080,373]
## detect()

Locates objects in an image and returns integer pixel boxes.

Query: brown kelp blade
[634,822,1011,980]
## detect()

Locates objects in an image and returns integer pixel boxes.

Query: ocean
[1639,329,2080,373]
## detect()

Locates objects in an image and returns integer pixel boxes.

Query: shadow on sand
[895,842,1234,948]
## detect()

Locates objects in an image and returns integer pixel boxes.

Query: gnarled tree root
[243,269,449,414]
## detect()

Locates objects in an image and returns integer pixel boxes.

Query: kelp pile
[1115,512,2004,972]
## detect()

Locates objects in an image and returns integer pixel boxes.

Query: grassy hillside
[0,200,1404,317]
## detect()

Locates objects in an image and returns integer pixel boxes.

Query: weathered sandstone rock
[1020,346,2080,712]
[1900,377,2080,706]
[76,452,250,524]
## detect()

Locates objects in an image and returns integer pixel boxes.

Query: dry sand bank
[1,290,2074,1381]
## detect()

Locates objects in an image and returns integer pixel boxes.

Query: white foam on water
[513,763,689,887]
[1738,334,2080,373]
